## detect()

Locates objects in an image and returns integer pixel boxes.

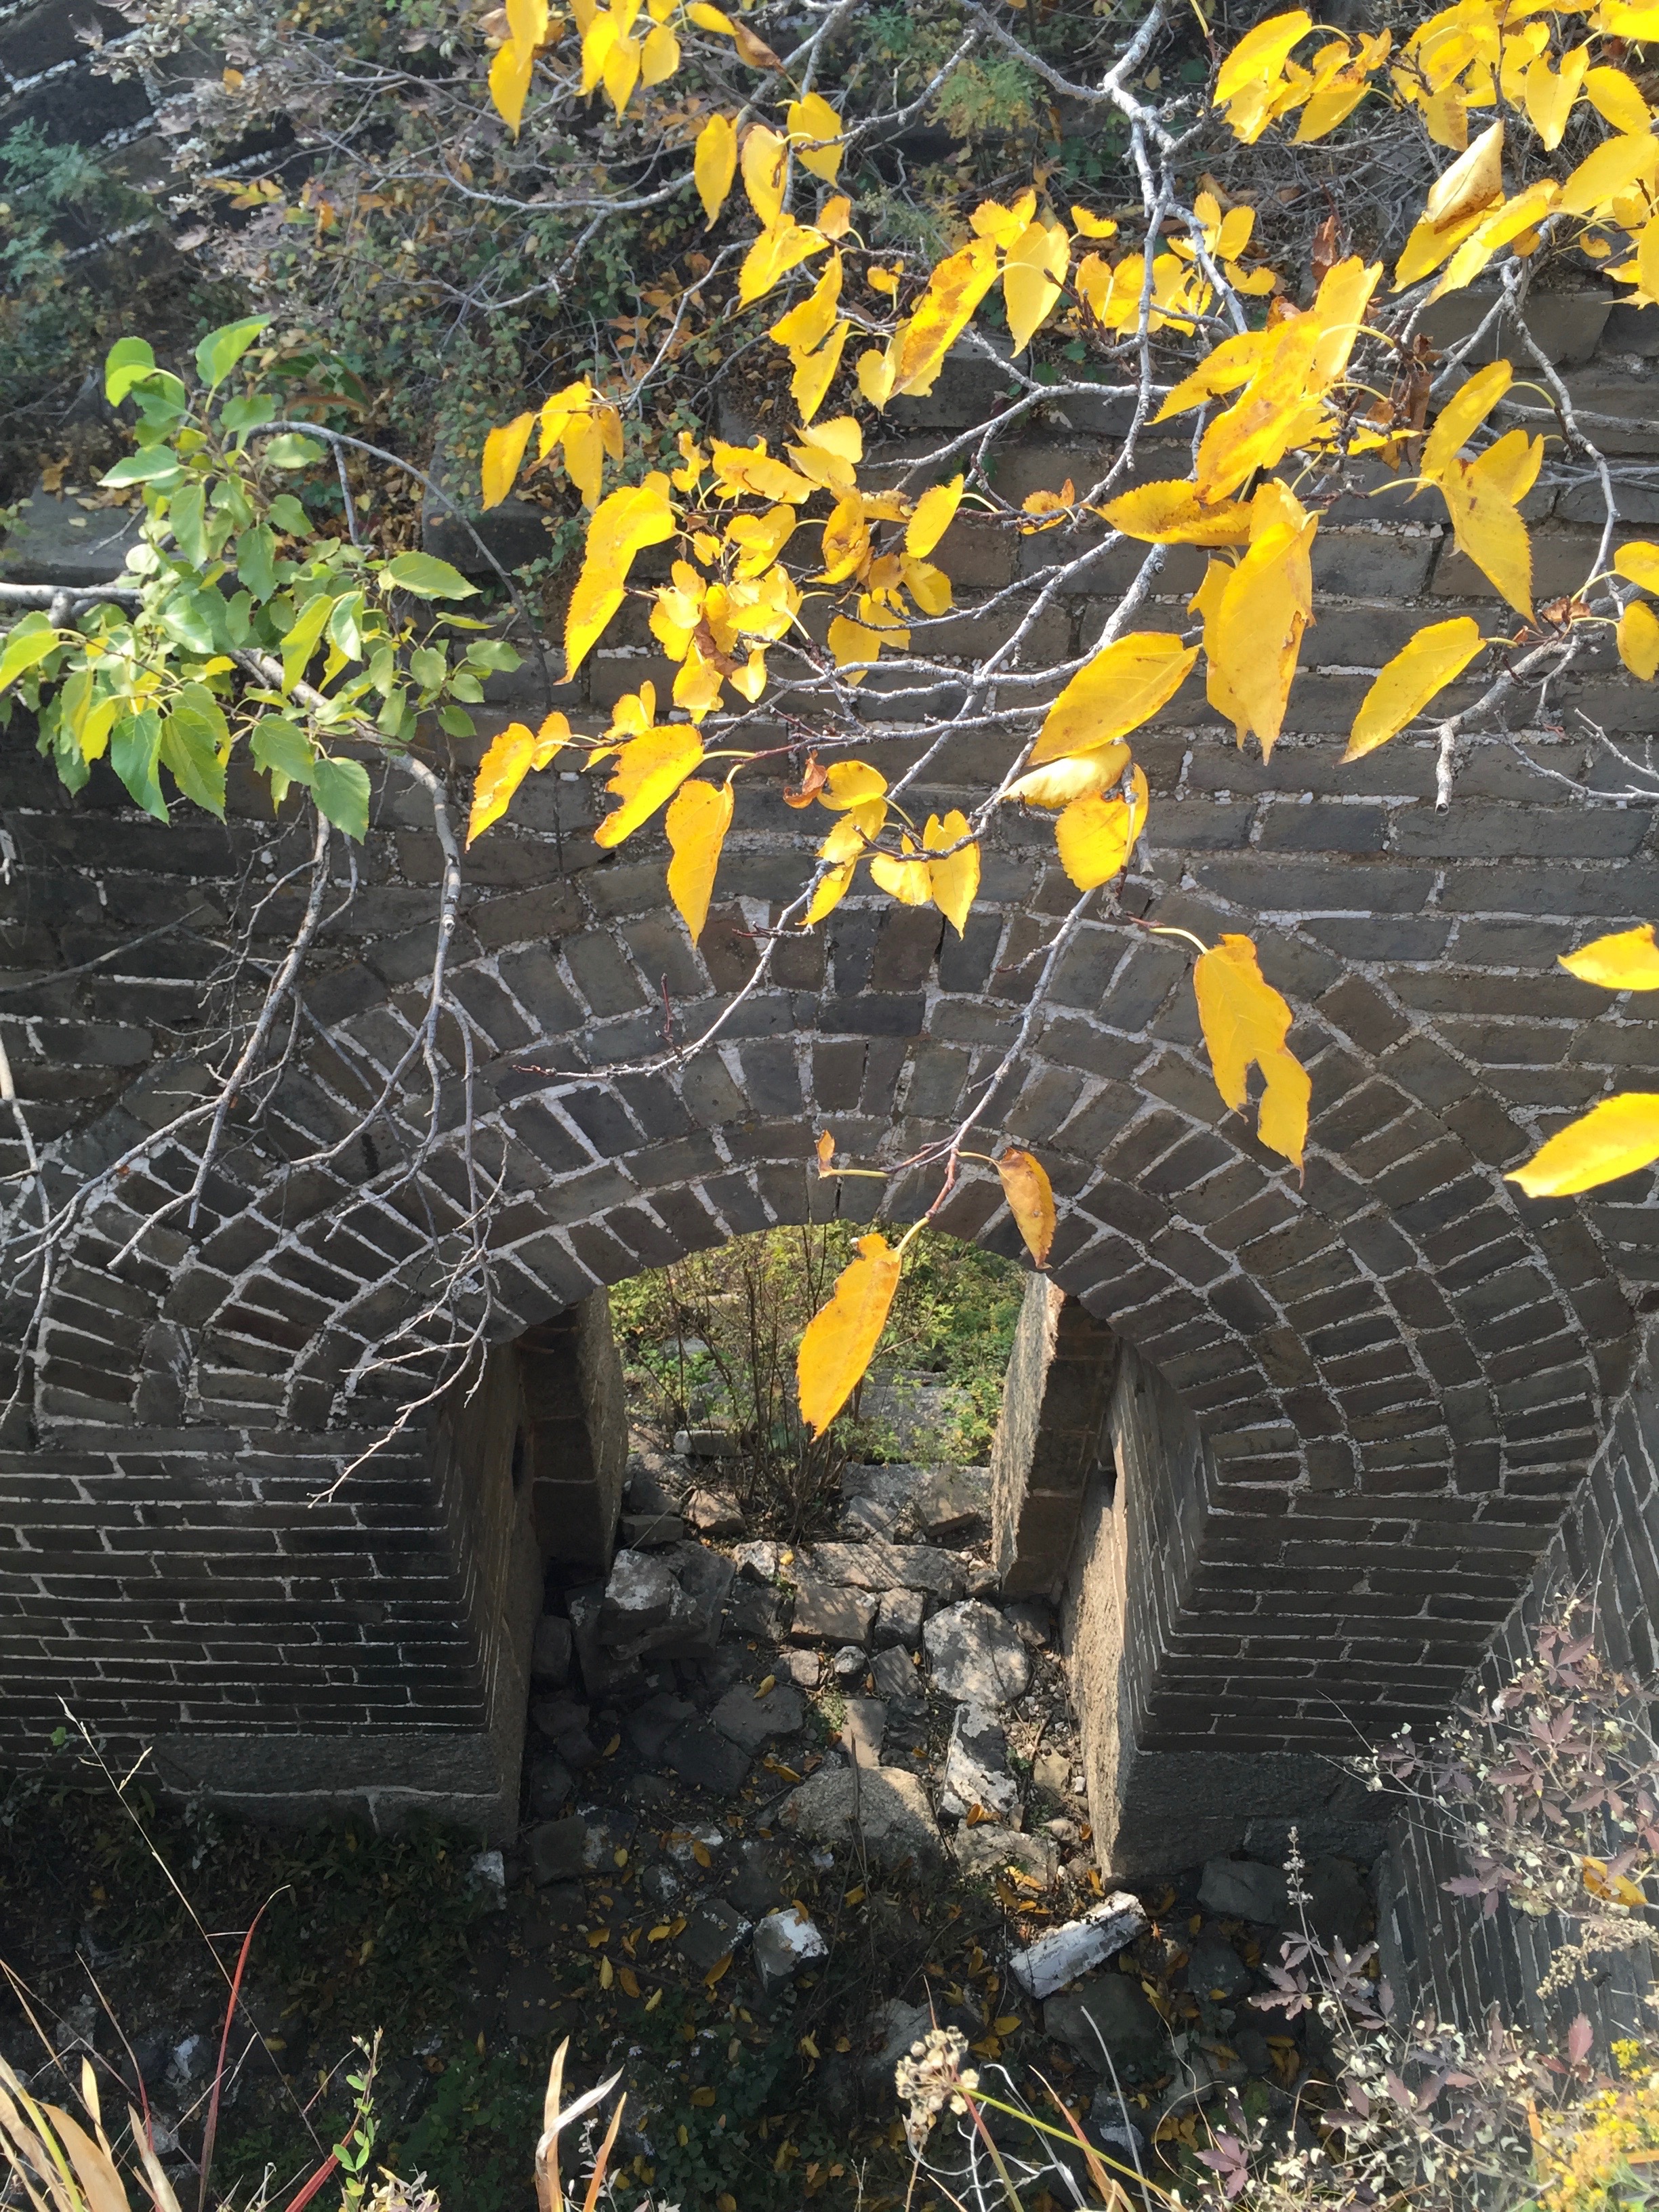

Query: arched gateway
[6,297,1659,1911]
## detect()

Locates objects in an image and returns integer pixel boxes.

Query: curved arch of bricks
[7,289,1659,1842]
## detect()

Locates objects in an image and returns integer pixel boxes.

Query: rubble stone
[840,1697,887,1766]
[678,1899,750,1973]
[871,1645,926,1706]
[806,1541,964,1598]
[601,1550,679,1639]
[626,1691,695,1761]
[529,1817,589,1885]
[752,1906,827,1995]
[1008,1894,1149,1999]
[831,1643,868,1683]
[954,1824,1058,1885]
[1032,1749,1072,1796]
[684,1488,745,1536]
[864,2000,933,2097]
[1044,1974,1166,2077]
[874,1587,926,1650]
[526,1753,573,1820]
[711,1681,804,1753]
[1198,1857,1290,1927]
[531,1616,573,1685]
[661,1718,752,1797]
[912,1465,991,1540]
[1185,1936,1251,2002]
[923,1600,1031,1706]
[943,1702,1020,1823]
[779,1765,944,1868]
[789,1576,877,1645]
[619,1511,684,1549]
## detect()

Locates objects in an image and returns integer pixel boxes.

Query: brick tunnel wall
[2,276,1659,1860]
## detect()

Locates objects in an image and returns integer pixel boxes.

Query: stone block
[789,1575,878,1645]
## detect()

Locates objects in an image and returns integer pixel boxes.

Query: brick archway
[2,701,1647,1840]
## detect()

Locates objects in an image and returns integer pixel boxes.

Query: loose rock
[678,1899,750,1973]
[806,1541,964,1599]
[954,1825,1058,1886]
[661,1718,751,1797]
[1044,1973,1166,2078]
[601,1550,679,1639]
[1008,1893,1149,2000]
[752,1906,827,1996]
[1198,1856,1290,1927]
[1185,1935,1251,2002]
[710,1682,804,1753]
[619,1511,684,1549]
[1032,1749,1072,1797]
[626,1691,695,1762]
[874,1587,926,1650]
[666,1824,724,1868]
[531,1615,573,1686]
[830,1643,868,1683]
[943,1702,1020,1823]
[779,1765,945,1869]
[840,1697,886,1766]
[912,1465,991,1541]
[529,1817,588,1885]
[864,1999,933,2097]
[790,1576,876,1646]
[924,1600,1031,1706]
[684,1488,745,1536]
[870,1645,926,1707]
[526,1752,574,1820]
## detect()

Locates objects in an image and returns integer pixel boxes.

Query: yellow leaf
[664,777,733,941]
[1639,215,1659,305]
[1053,766,1149,889]
[1153,328,1274,422]
[1029,633,1196,764]
[1395,120,1507,284]
[1006,743,1130,808]
[1523,45,1589,150]
[594,726,705,848]
[565,474,676,679]
[802,857,857,926]
[821,762,887,810]
[893,238,1002,398]
[819,194,853,238]
[1003,220,1069,355]
[906,475,964,560]
[489,39,535,132]
[1344,617,1486,761]
[788,91,843,181]
[741,123,787,224]
[924,809,979,934]
[642,20,680,83]
[756,1672,777,1696]
[481,411,535,511]
[1584,64,1652,133]
[1102,480,1254,546]
[1214,10,1312,104]
[1508,1092,1659,1195]
[619,1965,641,1996]
[695,112,738,226]
[1193,317,1326,504]
[870,839,932,904]
[602,31,642,113]
[704,1953,733,1989]
[1439,454,1533,616]
[771,251,843,353]
[1560,128,1659,218]
[1420,360,1512,484]
[798,1232,904,1435]
[1070,205,1118,238]
[468,712,572,844]
[1205,485,1317,757]
[1559,924,1659,991]
[1619,600,1659,679]
[996,1146,1055,1265]
[508,0,548,46]
[687,0,735,27]
[598,1954,615,1988]
[1615,541,1659,592]
[1192,933,1309,1170]
[739,218,829,307]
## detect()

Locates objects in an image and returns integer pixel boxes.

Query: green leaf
[327,590,365,661]
[262,433,327,468]
[157,590,222,655]
[251,716,316,785]
[105,337,157,406]
[224,590,254,647]
[281,592,335,692]
[409,644,447,691]
[268,495,312,536]
[160,697,228,818]
[237,524,277,601]
[382,552,478,600]
[0,615,58,693]
[101,448,184,489]
[195,314,271,390]
[436,704,475,737]
[170,480,208,568]
[112,707,166,821]
[312,756,371,841]
[220,394,276,438]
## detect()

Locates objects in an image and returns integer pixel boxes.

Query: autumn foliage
[7,0,1659,1430]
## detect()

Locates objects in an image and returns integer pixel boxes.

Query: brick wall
[2,291,1658,1837]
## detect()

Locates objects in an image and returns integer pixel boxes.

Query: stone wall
[3,284,1659,1845]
